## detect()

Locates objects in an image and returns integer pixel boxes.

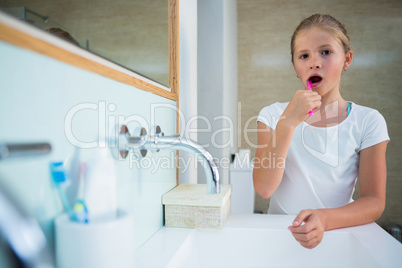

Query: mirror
[0,0,169,86]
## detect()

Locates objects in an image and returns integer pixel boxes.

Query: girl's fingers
[290,228,323,249]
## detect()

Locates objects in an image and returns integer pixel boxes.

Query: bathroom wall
[237,0,402,227]
[0,35,177,256]
[179,0,198,184]
[198,0,238,185]
[178,0,238,186]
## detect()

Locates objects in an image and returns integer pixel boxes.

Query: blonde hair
[290,14,351,62]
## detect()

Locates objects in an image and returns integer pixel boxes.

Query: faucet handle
[118,124,130,159]
[110,124,148,160]
[137,127,148,157]
[151,125,164,137]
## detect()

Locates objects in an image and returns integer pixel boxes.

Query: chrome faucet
[111,125,220,194]
[0,142,51,159]
[0,142,53,268]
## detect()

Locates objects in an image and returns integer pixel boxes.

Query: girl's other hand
[287,209,326,249]
[282,90,321,127]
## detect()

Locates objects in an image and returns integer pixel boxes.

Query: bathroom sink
[135,214,402,268]
[167,228,378,268]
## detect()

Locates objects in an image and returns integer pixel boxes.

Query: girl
[253,14,389,249]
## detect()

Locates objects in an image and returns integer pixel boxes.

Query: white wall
[223,0,238,157]
[179,0,198,184]
[197,0,238,185]
[0,38,177,254]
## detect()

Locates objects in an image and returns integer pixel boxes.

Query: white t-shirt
[257,102,390,215]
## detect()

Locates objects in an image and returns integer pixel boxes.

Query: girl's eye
[322,50,331,55]
[300,54,309,59]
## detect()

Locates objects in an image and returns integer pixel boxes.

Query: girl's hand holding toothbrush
[281,88,321,128]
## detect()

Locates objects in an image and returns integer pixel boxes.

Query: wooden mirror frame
[0,0,179,102]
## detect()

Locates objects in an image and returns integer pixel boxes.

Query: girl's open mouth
[308,75,323,87]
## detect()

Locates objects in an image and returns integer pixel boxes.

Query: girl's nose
[309,57,321,69]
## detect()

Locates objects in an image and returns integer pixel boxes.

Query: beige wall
[238,0,402,227]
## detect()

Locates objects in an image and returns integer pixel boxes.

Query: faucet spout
[113,125,220,194]
[144,135,220,194]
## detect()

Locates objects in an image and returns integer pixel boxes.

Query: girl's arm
[253,120,295,198]
[288,141,388,249]
[253,90,321,199]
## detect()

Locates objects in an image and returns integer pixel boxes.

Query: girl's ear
[344,50,353,70]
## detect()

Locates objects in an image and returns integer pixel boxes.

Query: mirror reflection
[0,0,169,86]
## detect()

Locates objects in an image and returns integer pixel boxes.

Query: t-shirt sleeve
[360,110,390,151]
[256,102,282,130]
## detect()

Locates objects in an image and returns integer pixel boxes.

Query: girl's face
[293,27,352,98]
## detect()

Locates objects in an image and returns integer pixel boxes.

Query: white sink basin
[135,214,402,268]
[167,228,378,268]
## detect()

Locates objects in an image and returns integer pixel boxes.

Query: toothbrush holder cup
[55,209,135,268]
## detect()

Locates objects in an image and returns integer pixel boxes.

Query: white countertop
[135,214,402,268]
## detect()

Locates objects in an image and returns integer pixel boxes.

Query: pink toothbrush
[307,81,314,116]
